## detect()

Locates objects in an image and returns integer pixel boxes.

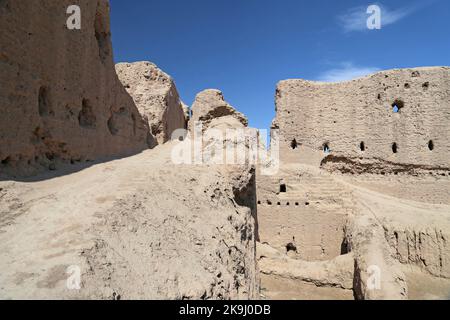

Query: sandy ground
[1,145,449,299]
[260,274,354,300]
[0,142,257,299]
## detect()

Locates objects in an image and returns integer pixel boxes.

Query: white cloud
[338,2,423,32]
[317,62,380,82]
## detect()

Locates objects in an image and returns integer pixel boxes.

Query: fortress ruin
[276,67,450,172]
[257,68,450,299]
[1,0,449,301]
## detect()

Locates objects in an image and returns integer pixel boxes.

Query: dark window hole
[94,8,111,63]
[286,242,297,253]
[1,157,11,165]
[428,140,434,151]
[392,143,398,154]
[392,100,404,113]
[280,183,287,193]
[360,141,365,152]
[290,139,298,150]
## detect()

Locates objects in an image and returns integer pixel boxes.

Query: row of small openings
[404,82,430,90]
[292,140,435,153]
[257,200,310,206]
[361,141,435,153]
[391,141,435,153]
[290,141,331,153]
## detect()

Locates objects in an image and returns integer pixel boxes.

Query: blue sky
[110,0,450,130]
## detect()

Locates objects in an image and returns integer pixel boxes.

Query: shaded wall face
[0,0,150,175]
[276,68,450,170]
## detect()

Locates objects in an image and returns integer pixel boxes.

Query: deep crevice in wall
[340,237,350,255]
[107,116,118,135]
[232,168,259,241]
[79,99,97,129]
[94,5,111,63]
[38,86,53,117]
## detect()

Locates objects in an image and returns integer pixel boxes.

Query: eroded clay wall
[115,62,187,145]
[275,67,450,173]
[256,167,352,261]
[0,0,152,176]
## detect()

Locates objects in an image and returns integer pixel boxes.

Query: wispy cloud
[338,2,428,32]
[317,62,380,82]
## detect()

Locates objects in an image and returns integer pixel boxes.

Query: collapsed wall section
[115,61,187,145]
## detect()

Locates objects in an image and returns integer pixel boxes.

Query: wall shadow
[0,149,148,183]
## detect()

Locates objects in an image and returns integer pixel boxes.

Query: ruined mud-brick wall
[0,0,152,176]
[256,168,352,261]
[275,67,450,173]
[115,61,187,145]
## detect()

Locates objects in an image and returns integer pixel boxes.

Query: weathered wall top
[191,89,248,131]
[116,61,187,144]
[275,67,450,173]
